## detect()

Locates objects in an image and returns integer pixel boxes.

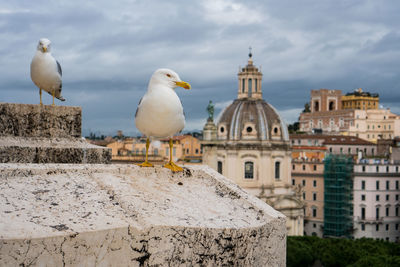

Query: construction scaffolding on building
[323,154,354,238]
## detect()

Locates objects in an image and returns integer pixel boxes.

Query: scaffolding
[323,154,354,238]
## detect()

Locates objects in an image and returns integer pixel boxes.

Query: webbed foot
[164,162,183,172]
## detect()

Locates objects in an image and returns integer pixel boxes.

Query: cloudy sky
[1,0,399,136]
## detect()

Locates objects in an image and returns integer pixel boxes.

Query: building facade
[299,89,400,143]
[202,54,304,236]
[353,159,400,242]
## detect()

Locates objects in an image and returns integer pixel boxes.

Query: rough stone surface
[0,164,286,266]
[0,137,111,164]
[0,103,81,138]
[0,103,111,164]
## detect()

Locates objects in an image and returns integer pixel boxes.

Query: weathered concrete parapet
[0,164,287,266]
[0,103,110,163]
[0,103,81,138]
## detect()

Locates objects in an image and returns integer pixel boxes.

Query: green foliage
[287,236,400,267]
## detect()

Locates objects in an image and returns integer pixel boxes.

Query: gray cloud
[1,0,399,136]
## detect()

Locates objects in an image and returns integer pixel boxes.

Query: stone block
[0,164,287,266]
[0,102,81,138]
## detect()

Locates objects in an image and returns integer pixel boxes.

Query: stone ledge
[0,102,81,138]
[0,137,111,164]
[0,164,286,266]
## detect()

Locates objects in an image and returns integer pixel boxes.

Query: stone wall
[0,103,110,164]
[0,164,287,266]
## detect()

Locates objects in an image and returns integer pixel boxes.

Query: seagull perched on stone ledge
[135,68,191,172]
[31,38,65,106]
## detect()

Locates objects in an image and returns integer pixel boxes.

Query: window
[361,224,365,231]
[386,181,390,190]
[396,181,399,190]
[312,208,317,217]
[244,162,254,179]
[275,161,280,179]
[361,207,365,220]
[166,147,169,156]
[329,147,332,153]
[254,78,257,92]
[302,165,305,171]
[303,192,306,200]
[386,224,389,231]
[220,126,225,133]
[195,148,199,154]
[154,148,158,155]
[246,126,252,133]
[292,164,295,170]
[397,195,399,201]
[313,223,316,228]
[313,180,317,187]
[372,148,374,155]
[376,166,379,172]
[376,181,380,190]
[313,165,317,171]
[396,207,399,217]
[340,147,343,154]
[248,78,252,97]
[386,166,389,173]
[348,148,351,154]
[396,224,399,231]
[386,195,389,201]
[386,207,389,217]
[173,147,176,156]
[361,195,365,201]
[274,127,278,134]
[361,180,365,190]
[242,79,245,93]
[302,180,306,186]
[376,207,380,220]
[376,224,379,231]
[217,161,223,174]
[292,179,295,185]
[186,148,189,154]
[362,166,366,172]
[376,195,380,201]
[396,166,399,173]
[313,193,317,201]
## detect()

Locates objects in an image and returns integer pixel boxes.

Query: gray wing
[135,97,143,118]
[56,60,62,76]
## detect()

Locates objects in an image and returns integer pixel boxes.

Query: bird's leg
[39,88,43,106]
[52,90,55,106]
[138,138,153,167]
[164,138,183,172]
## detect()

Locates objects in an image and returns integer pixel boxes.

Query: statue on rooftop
[207,100,214,121]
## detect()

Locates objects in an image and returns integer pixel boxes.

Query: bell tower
[237,47,263,99]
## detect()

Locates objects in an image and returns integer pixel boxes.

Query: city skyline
[1,0,399,136]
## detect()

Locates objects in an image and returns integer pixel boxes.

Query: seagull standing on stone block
[31,38,65,106]
[135,69,191,172]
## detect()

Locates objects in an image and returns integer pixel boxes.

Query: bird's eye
[166,74,172,78]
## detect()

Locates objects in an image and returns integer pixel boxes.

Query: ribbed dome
[217,99,289,141]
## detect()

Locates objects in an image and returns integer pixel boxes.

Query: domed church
[202,52,304,236]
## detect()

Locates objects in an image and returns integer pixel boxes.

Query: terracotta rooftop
[290,134,375,146]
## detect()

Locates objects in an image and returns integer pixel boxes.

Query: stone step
[0,102,81,138]
[0,137,110,164]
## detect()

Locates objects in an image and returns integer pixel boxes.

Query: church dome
[217,99,289,141]
[216,53,289,142]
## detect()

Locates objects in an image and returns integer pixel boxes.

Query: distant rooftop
[344,88,379,98]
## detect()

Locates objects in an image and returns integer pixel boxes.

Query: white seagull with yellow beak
[30,38,65,106]
[135,68,191,172]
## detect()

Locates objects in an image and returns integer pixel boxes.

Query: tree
[303,102,311,113]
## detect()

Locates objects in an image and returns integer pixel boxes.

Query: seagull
[135,68,191,172]
[31,38,65,106]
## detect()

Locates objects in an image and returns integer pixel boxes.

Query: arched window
[242,79,245,93]
[275,161,280,179]
[217,161,223,174]
[154,148,158,155]
[329,101,335,111]
[244,162,254,179]
[255,78,258,92]
[314,101,319,112]
[248,79,252,97]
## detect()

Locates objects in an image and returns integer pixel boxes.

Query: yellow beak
[43,46,47,52]
[175,81,191,90]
